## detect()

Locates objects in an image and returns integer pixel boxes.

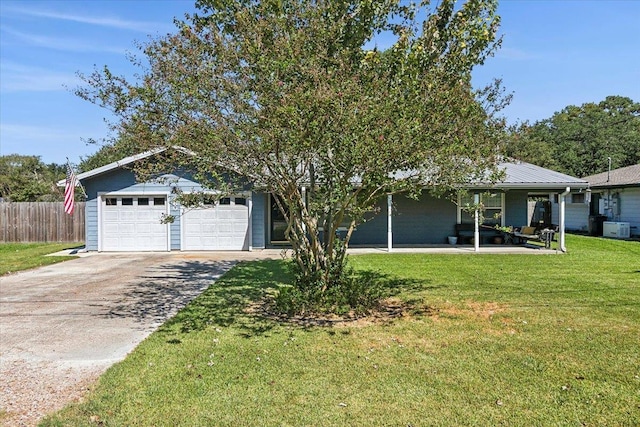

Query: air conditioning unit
[602,222,631,239]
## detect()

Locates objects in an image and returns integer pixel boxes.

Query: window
[219,198,231,205]
[105,198,117,206]
[138,198,149,206]
[458,192,504,225]
[153,198,165,206]
[572,193,585,204]
[234,197,247,206]
[122,198,133,206]
[202,194,217,205]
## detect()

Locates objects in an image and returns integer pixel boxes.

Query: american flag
[64,163,78,215]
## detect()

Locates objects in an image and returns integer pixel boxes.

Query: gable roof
[62,149,587,191]
[57,146,192,186]
[582,164,640,188]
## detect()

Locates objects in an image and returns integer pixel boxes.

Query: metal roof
[61,149,588,191]
[493,160,589,190]
[581,164,640,188]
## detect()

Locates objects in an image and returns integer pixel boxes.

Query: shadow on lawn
[160,259,291,336]
[105,257,431,338]
[103,259,239,327]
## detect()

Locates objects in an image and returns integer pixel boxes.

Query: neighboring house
[548,190,590,233]
[582,164,640,237]
[62,149,588,252]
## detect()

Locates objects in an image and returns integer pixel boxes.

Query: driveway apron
[0,252,264,426]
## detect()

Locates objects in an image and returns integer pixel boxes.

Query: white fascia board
[79,147,167,180]
[57,145,197,186]
[56,147,167,186]
[465,182,589,191]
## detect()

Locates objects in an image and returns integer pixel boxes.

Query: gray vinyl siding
[351,194,457,246]
[621,188,640,235]
[393,194,457,244]
[170,206,181,250]
[504,191,528,228]
[566,202,589,231]
[85,198,99,251]
[350,199,387,245]
[251,192,266,248]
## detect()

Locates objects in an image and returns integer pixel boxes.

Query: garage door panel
[218,223,234,233]
[101,196,168,251]
[182,202,248,250]
[119,223,136,234]
[120,211,135,221]
[103,211,119,221]
[137,223,151,233]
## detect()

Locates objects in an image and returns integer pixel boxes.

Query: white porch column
[559,187,570,252]
[301,187,307,233]
[474,193,480,252]
[247,195,253,251]
[387,194,393,252]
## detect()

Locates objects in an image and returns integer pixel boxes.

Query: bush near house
[42,235,639,426]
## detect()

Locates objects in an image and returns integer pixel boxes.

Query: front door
[269,195,288,244]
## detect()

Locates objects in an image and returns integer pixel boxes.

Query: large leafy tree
[0,154,65,202]
[77,0,506,304]
[504,96,640,177]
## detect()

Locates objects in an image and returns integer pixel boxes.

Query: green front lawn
[0,242,82,275]
[42,235,639,426]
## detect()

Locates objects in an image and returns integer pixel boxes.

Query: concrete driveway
[0,251,276,426]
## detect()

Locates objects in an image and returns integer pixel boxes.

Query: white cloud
[6,6,173,34]
[1,26,127,54]
[0,62,80,92]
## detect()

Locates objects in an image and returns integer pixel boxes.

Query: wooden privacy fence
[0,202,85,243]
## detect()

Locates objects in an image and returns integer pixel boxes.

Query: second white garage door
[182,197,249,251]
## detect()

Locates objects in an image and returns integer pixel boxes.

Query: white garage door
[101,196,168,251]
[182,197,249,251]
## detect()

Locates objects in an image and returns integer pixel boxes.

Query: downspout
[559,187,570,252]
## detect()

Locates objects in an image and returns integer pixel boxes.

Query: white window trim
[457,192,505,226]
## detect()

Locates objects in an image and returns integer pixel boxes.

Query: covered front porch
[350,187,574,253]
[348,243,561,254]
[348,161,590,253]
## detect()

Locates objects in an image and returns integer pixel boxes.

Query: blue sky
[1,1,639,165]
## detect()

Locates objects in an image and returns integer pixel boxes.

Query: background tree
[77,0,506,312]
[78,139,140,172]
[504,96,640,177]
[0,154,65,202]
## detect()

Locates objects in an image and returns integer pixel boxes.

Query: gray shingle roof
[582,164,640,188]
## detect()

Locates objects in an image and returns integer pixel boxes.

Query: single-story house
[581,164,640,237]
[63,149,588,252]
